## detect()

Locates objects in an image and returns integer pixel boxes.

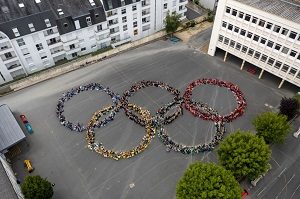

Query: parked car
[20,114,28,124]
[24,159,34,173]
[25,123,33,134]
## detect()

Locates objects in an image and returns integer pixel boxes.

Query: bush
[253,112,291,144]
[176,162,241,199]
[279,97,300,120]
[218,130,271,180]
[21,175,53,199]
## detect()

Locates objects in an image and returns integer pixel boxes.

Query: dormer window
[12,28,20,37]
[45,19,51,27]
[64,23,68,27]
[86,17,92,26]
[18,3,24,8]
[28,23,35,32]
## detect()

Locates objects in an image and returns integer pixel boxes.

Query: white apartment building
[208,0,300,88]
[0,0,187,86]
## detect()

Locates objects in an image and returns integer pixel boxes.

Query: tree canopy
[176,162,241,199]
[164,12,181,36]
[253,112,291,144]
[217,130,271,180]
[21,175,53,199]
[279,97,300,120]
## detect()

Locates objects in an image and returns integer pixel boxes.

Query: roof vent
[1,6,9,13]
[19,3,25,8]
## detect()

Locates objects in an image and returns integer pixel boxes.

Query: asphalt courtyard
[0,39,298,199]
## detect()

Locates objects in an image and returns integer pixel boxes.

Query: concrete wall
[199,0,217,10]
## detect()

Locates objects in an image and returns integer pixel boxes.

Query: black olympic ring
[121,80,181,126]
[56,83,120,132]
[183,78,247,123]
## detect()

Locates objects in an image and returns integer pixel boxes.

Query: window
[122,16,127,23]
[260,54,267,62]
[241,46,248,53]
[260,38,266,45]
[232,9,237,16]
[222,21,227,28]
[245,14,251,21]
[91,44,97,48]
[267,41,274,48]
[12,28,20,37]
[17,38,25,46]
[281,47,289,54]
[41,55,47,59]
[273,25,281,33]
[0,72,5,81]
[290,50,297,57]
[228,24,233,31]
[133,13,137,20]
[121,0,125,6]
[132,5,137,11]
[226,6,231,13]
[253,34,259,42]
[133,21,137,28]
[123,25,128,31]
[267,58,275,66]
[95,14,99,18]
[64,23,68,27]
[72,52,77,58]
[247,32,253,39]
[247,48,254,56]
[86,17,92,26]
[289,31,297,39]
[281,64,289,72]
[297,72,300,79]
[254,51,261,59]
[240,29,246,36]
[266,22,273,30]
[234,27,240,33]
[281,28,288,36]
[252,17,258,24]
[230,40,235,48]
[97,24,102,31]
[289,67,297,76]
[121,8,126,14]
[258,19,265,27]
[224,37,229,45]
[274,61,282,69]
[21,48,29,55]
[4,52,12,59]
[134,29,138,35]
[235,43,241,51]
[45,19,51,27]
[238,12,244,19]
[36,43,43,51]
[275,44,282,51]
[164,3,167,9]
[81,47,86,51]
[298,54,300,60]
[70,44,75,49]
[218,35,224,42]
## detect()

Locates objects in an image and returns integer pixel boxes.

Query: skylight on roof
[19,3,25,8]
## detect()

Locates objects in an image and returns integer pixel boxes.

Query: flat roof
[0,104,26,152]
[0,160,18,199]
[235,0,300,24]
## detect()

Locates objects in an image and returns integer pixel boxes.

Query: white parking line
[275,174,295,199]
[289,183,300,199]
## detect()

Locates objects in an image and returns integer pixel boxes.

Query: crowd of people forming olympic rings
[56,79,247,160]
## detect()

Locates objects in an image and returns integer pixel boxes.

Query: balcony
[51,49,65,57]
[6,63,22,70]
[107,10,118,18]
[2,56,19,64]
[110,28,120,36]
[142,1,150,7]
[0,45,12,54]
[111,37,131,47]
[95,28,109,35]
[142,11,150,16]
[47,40,62,49]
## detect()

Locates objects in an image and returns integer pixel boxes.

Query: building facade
[208,0,300,88]
[0,0,187,85]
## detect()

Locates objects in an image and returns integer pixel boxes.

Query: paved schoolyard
[0,39,297,199]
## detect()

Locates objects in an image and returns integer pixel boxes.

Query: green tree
[21,175,53,199]
[279,97,300,120]
[253,112,291,144]
[176,162,241,199]
[218,131,271,180]
[164,12,181,36]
